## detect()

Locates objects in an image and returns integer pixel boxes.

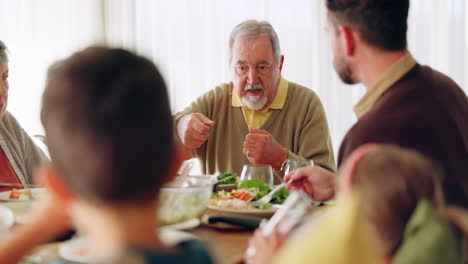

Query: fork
[250,179,292,207]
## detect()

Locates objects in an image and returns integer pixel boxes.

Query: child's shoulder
[140,240,214,264]
[47,240,214,264]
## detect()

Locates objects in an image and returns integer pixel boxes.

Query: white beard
[241,95,268,111]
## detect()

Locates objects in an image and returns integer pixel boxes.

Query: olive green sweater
[175,81,335,178]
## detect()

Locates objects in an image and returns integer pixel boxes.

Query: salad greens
[238,179,290,205]
[238,179,270,201]
[271,187,289,204]
[210,179,290,209]
[217,171,239,185]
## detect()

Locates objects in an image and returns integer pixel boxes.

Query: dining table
[0,188,330,264]
[12,225,252,264]
[191,225,253,264]
[0,203,255,264]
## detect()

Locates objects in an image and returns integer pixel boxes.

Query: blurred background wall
[0,0,466,157]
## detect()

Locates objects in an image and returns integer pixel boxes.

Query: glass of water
[240,164,274,186]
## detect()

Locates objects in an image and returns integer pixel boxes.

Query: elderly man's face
[0,63,9,119]
[230,36,283,111]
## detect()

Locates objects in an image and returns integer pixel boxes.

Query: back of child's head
[41,46,173,204]
[351,144,444,256]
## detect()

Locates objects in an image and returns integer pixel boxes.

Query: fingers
[284,168,309,190]
[191,114,213,134]
[248,125,269,135]
[243,147,255,162]
[196,113,215,126]
[285,166,336,200]
[246,228,271,262]
[283,171,293,183]
[177,113,215,149]
[287,168,306,182]
[243,128,285,169]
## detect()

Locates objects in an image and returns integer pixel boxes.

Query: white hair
[0,40,8,64]
[229,20,281,63]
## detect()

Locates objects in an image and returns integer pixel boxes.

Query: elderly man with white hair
[175,20,335,189]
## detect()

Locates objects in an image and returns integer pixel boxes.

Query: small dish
[158,177,213,225]
[0,206,14,231]
[0,188,46,202]
[58,236,90,263]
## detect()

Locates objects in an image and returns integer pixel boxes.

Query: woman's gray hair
[229,20,281,63]
[0,40,8,64]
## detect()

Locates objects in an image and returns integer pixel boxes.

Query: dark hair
[352,144,444,256]
[326,0,409,50]
[41,47,173,203]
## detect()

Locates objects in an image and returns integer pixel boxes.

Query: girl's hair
[352,144,444,255]
[0,40,8,63]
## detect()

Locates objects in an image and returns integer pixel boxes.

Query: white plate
[58,230,197,263]
[208,204,276,218]
[58,236,90,263]
[0,206,14,231]
[158,228,198,246]
[0,188,45,202]
[160,218,201,230]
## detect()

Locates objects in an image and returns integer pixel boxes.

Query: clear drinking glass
[284,159,314,177]
[240,164,274,186]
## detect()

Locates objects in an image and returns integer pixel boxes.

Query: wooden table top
[190,205,331,264]
[191,226,252,264]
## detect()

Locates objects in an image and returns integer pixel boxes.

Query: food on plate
[74,249,90,257]
[158,184,212,225]
[217,171,240,185]
[8,188,33,200]
[209,179,289,210]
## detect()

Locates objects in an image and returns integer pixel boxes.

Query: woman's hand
[245,226,287,264]
[284,165,335,201]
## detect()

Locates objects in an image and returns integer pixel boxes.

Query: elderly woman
[0,40,48,190]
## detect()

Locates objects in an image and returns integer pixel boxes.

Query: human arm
[243,126,288,171]
[245,226,288,264]
[173,86,226,157]
[283,165,335,201]
[241,87,336,173]
[176,113,215,149]
[0,193,71,264]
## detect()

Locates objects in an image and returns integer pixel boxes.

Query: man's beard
[241,84,268,110]
[334,55,356,84]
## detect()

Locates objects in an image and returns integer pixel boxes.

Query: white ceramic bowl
[158,176,213,225]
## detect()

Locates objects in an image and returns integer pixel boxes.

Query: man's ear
[37,165,73,202]
[340,26,356,57]
[278,55,284,72]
